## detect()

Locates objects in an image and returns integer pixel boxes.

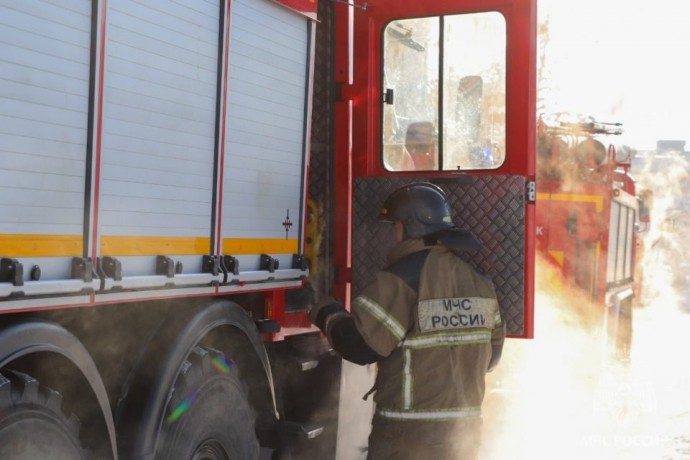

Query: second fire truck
[536,113,649,357]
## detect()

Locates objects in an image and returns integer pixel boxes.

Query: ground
[481,269,690,460]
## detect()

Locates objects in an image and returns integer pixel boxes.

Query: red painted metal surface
[272,0,318,20]
[343,0,536,179]
[333,0,537,337]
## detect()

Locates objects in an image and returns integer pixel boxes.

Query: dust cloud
[481,148,690,460]
[335,361,375,460]
[330,149,690,460]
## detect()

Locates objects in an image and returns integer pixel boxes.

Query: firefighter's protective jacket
[352,238,504,422]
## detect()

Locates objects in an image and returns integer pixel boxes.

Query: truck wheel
[0,370,87,460]
[157,347,260,460]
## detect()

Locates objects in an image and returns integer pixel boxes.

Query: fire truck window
[382,18,439,172]
[382,12,506,171]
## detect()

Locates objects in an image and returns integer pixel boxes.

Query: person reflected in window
[405,121,438,170]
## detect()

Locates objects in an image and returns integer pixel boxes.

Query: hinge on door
[202,255,219,277]
[292,254,309,271]
[100,256,122,281]
[71,257,94,282]
[0,258,24,286]
[383,88,394,105]
[260,254,279,273]
[526,180,536,204]
[156,256,175,278]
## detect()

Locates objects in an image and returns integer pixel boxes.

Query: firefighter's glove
[308,296,344,332]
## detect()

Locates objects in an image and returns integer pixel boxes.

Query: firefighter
[308,182,505,459]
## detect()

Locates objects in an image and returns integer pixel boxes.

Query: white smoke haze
[476,1,690,457]
[333,153,690,459]
[335,361,375,460]
[481,149,690,460]
[538,0,690,149]
[634,151,690,309]
[333,150,690,459]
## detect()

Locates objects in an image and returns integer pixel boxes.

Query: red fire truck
[0,0,535,458]
[536,113,649,357]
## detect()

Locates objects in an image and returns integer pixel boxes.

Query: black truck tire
[157,346,260,460]
[0,369,87,460]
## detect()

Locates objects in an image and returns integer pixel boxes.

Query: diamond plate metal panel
[353,176,525,336]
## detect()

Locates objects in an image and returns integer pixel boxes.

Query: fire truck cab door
[342,0,536,338]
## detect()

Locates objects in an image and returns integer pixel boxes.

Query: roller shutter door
[222,0,310,270]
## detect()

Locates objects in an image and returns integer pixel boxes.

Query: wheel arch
[0,320,119,459]
[124,299,278,460]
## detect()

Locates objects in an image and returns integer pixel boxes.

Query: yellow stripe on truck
[223,238,298,255]
[1,235,298,258]
[0,234,83,257]
[101,236,210,256]
[104,237,297,256]
[536,192,604,212]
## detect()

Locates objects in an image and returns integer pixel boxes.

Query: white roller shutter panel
[100,0,220,240]
[222,0,309,268]
[0,0,91,236]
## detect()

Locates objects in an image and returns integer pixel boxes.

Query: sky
[538,0,690,150]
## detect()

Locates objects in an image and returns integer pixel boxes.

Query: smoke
[538,0,690,149]
[329,149,690,460]
[335,361,376,460]
[481,148,690,460]
[481,261,612,460]
[633,150,690,309]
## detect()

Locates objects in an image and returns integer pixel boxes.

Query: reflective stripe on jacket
[352,238,505,422]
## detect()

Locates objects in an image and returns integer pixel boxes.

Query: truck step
[282,421,324,440]
[296,357,319,371]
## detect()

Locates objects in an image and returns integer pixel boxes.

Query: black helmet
[379,183,456,239]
